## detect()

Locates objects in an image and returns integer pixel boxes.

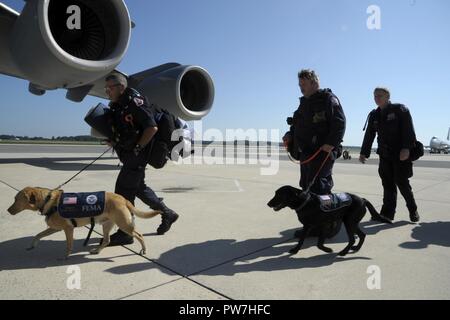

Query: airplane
[429,128,450,154]
[0,0,214,121]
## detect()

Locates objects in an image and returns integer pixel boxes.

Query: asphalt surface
[0,144,449,299]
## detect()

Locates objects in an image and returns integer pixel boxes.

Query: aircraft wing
[0,2,214,120]
[72,63,181,102]
[0,3,23,79]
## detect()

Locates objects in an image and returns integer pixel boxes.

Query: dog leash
[285,146,324,166]
[40,146,112,210]
[285,146,332,200]
[300,149,323,165]
[295,150,332,212]
[285,146,332,191]
[305,150,332,193]
[0,179,20,192]
[54,146,113,190]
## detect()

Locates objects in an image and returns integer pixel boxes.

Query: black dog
[267,186,392,256]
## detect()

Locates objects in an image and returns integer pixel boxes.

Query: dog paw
[26,246,35,251]
[320,247,333,253]
[139,249,146,256]
[289,247,300,255]
[337,250,348,257]
[351,246,360,252]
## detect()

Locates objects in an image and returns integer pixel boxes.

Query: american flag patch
[63,197,77,205]
[319,195,331,201]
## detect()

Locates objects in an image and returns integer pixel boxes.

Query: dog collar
[39,192,53,216]
[294,193,312,211]
[44,206,58,218]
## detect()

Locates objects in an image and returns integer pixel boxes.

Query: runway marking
[414,177,450,194]
[234,179,244,192]
[0,179,19,192]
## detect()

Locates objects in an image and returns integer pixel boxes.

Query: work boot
[107,229,134,246]
[155,202,179,235]
[409,210,420,223]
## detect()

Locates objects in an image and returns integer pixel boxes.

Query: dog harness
[295,192,353,213]
[317,193,352,212]
[57,192,106,219]
[41,191,106,247]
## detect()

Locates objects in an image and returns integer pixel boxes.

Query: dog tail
[126,201,161,219]
[363,199,393,224]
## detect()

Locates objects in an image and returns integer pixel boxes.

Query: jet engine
[9,0,131,89]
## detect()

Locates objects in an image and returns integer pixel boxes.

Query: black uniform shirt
[110,87,157,150]
[361,103,416,158]
[290,88,346,155]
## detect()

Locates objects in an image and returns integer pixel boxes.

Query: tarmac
[0,144,449,300]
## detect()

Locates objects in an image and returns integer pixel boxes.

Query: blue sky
[1,0,449,145]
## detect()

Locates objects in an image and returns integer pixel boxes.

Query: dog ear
[29,193,36,205]
[24,189,37,205]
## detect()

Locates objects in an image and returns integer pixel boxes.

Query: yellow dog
[8,186,161,259]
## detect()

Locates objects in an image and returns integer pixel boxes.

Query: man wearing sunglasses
[104,74,179,246]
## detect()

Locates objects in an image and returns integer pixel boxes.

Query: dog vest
[58,192,106,219]
[316,193,352,212]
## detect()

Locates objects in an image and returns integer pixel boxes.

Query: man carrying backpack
[104,74,179,246]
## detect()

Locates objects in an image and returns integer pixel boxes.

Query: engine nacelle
[9,0,130,89]
[137,65,215,121]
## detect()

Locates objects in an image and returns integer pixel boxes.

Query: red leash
[284,143,332,191]
[284,142,322,165]
[300,149,323,165]
[305,150,332,192]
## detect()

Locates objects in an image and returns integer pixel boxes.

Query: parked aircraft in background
[429,128,450,154]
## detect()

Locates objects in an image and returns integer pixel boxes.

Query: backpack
[390,104,423,162]
[410,140,424,161]
[147,109,192,169]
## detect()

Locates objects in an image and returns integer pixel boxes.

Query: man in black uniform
[283,70,346,239]
[360,87,420,223]
[284,69,346,195]
[104,74,179,246]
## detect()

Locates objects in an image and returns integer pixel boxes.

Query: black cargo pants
[378,156,417,219]
[115,145,162,208]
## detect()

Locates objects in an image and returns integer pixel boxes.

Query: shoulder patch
[391,103,408,113]
[330,96,340,106]
[133,97,144,107]
[400,105,409,113]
